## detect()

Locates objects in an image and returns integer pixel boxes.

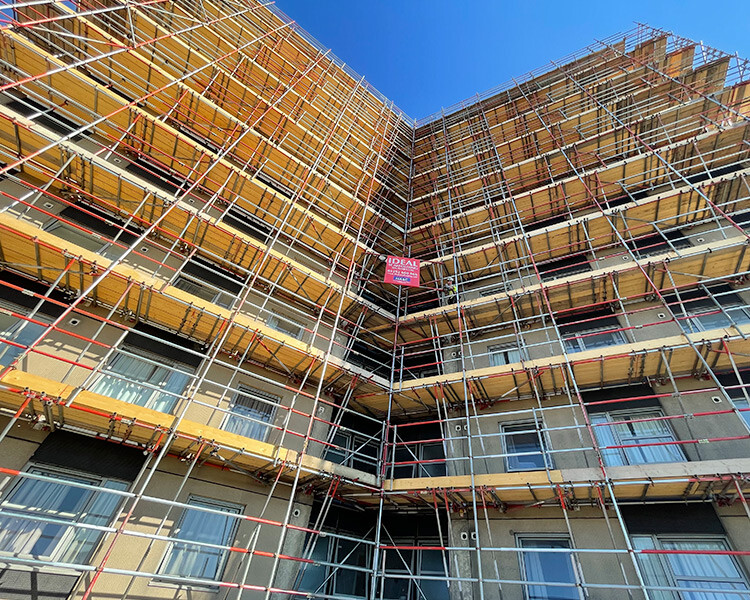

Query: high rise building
[0,2,749,599]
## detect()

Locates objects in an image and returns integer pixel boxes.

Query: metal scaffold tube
[0,9,749,600]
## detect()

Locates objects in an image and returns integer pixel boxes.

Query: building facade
[0,2,749,599]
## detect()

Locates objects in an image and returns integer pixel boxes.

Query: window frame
[561,316,627,353]
[501,420,554,472]
[89,344,195,413]
[632,534,750,600]
[326,429,380,474]
[221,384,279,442]
[629,229,691,258]
[42,202,142,259]
[488,343,523,367]
[267,313,304,340]
[678,290,750,334]
[381,542,450,600]
[0,464,128,564]
[173,273,234,309]
[155,495,243,588]
[538,254,592,282]
[0,299,50,367]
[516,534,583,600]
[590,408,687,467]
[389,439,447,479]
[44,219,111,254]
[727,390,750,427]
[297,532,373,599]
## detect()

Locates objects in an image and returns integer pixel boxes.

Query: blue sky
[274,0,750,120]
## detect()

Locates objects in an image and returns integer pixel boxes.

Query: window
[298,536,449,600]
[671,286,750,334]
[0,466,127,564]
[518,536,580,600]
[220,205,272,243]
[222,385,278,441]
[43,202,142,259]
[590,409,686,466]
[732,395,750,427]
[561,316,627,353]
[325,430,379,474]
[297,535,371,598]
[257,170,295,199]
[390,441,446,478]
[45,219,111,254]
[267,314,304,340]
[173,256,244,308]
[173,275,234,309]
[502,422,552,472]
[0,306,48,367]
[90,346,193,413]
[158,496,242,582]
[173,256,243,309]
[718,372,750,428]
[632,535,750,600]
[732,211,750,231]
[6,97,83,140]
[489,343,522,367]
[382,546,450,600]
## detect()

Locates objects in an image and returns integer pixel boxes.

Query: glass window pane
[504,424,547,471]
[489,345,521,367]
[267,314,303,340]
[632,536,676,600]
[299,536,329,593]
[419,578,450,600]
[383,577,410,600]
[732,397,750,427]
[174,276,215,303]
[90,349,192,413]
[334,539,368,597]
[385,548,413,571]
[0,468,125,564]
[594,410,685,467]
[420,549,445,573]
[223,385,278,441]
[0,313,48,367]
[325,432,350,465]
[634,536,750,600]
[392,447,415,479]
[582,329,625,350]
[520,538,579,600]
[46,221,108,253]
[419,443,446,477]
[160,497,241,580]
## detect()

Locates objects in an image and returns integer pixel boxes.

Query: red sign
[384,256,420,287]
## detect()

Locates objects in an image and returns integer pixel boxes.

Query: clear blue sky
[274,0,750,120]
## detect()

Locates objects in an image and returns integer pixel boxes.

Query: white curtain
[161,500,238,579]
[663,540,749,600]
[58,479,127,563]
[0,470,125,563]
[519,539,579,600]
[634,536,750,600]
[90,351,192,412]
[590,414,624,465]
[632,536,677,600]
[223,390,273,441]
[592,411,685,466]
[0,313,47,367]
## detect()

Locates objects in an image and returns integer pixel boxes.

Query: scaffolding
[0,3,748,599]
